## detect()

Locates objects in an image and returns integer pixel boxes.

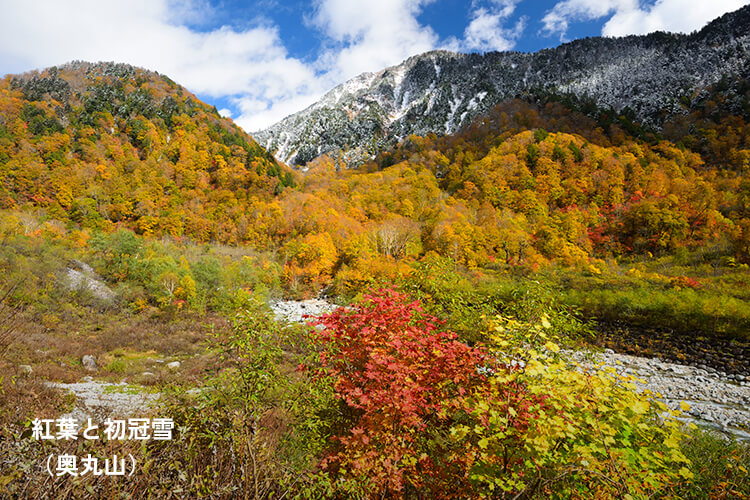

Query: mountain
[256,6,750,167]
[0,61,293,243]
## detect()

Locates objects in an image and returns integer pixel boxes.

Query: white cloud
[443,0,524,53]
[465,5,525,52]
[232,91,324,132]
[310,0,439,82]
[601,0,749,37]
[541,0,634,37]
[543,0,747,40]
[0,0,526,132]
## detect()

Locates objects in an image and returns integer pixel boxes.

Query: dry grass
[0,282,23,355]
[5,307,231,384]
[0,360,71,424]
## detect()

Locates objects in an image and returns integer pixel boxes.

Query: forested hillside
[1,42,749,498]
[1,61,750,335]
[0,61,294,242]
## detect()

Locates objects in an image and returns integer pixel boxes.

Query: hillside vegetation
[0,62,294,242]
[257,5,750,166]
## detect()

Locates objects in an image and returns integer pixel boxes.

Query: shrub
[311,289,694,498]
[674,428,750,498]
[312,288,489,496]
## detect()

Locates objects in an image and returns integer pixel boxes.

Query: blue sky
[1,0,747,132]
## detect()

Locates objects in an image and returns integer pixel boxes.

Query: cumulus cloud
[444,0,525,53]
[310,0,439,82]
[542,0,747,40]
[0,0,318,131]
[601,0,749,36]
[232,91,326,132]
[463,9,525,52]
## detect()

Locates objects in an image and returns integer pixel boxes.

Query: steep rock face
[256,6,750,166]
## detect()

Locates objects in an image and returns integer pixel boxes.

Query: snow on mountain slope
[256,6,750,166]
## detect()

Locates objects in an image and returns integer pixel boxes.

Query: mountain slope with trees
[0,61,294,243]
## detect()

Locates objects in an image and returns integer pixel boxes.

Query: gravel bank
[270,298,337,324]
[47,380,160,422]
[571,350,750,440]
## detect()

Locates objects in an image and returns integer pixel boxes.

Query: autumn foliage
[311,290,693,498]
[313,289,490,496]
[3,63,750,299]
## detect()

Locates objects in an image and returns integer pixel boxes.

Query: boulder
[82,355,98,372]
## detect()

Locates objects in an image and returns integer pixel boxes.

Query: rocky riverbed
[43,301,335,421]
[569,349,750,440]
[595,322,750,378]
[271,299,750,440]
[48,299,750,440]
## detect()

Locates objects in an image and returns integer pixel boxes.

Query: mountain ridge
[256,5,750,166]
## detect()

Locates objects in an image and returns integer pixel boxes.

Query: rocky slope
[256,6,750,166]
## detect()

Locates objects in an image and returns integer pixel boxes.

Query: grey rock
[63,268,116,303]
[81,355,97,372]
[71,259,95,274]
[45,380,160,421]
[270,299,337,324]
[166,361,181,370]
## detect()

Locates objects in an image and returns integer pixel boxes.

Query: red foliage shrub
[313,288,492,496]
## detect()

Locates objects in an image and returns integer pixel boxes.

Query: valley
[1,5,750,498]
